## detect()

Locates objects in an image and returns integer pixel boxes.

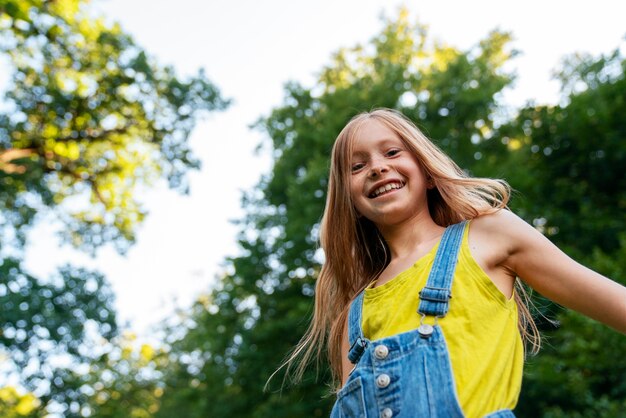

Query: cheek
[349,177,364,200]
[349,179,366,210]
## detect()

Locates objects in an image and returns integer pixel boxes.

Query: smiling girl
[283,108,626,417]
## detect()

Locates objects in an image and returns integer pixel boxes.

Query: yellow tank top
[362,222,524,418]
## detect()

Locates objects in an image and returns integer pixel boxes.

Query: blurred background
[1,0,625,416]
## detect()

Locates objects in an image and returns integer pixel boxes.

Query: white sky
[23,0,626,338]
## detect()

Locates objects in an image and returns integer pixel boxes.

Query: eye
[386,148,401,157]
[351,162,365,172]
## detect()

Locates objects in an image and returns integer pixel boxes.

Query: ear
[427,178,435,189]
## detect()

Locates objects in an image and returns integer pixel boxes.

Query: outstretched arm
[485,210,626,334]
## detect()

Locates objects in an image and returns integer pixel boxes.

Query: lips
[368,181,405,198]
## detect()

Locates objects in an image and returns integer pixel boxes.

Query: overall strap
[346,291,368,364]
[418,221,467,317]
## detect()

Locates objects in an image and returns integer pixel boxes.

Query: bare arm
[340,316,353,387]
[487,210,626,334]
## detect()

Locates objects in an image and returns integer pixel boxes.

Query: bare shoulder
[471,209,584,284]
[467,209,553,292]
[472,210,626,334]
[469,210,530,259]
[471,208,529,233]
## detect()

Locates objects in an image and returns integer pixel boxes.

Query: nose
[368,158,389,178]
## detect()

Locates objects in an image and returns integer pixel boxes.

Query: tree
[78,333,167,418]
[498,49,626,255]
[158,10,519,416]
[0,0,229,414]
[0,386,39,417]
[504,48,626,418]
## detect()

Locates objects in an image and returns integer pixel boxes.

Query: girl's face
[349,119,430,227]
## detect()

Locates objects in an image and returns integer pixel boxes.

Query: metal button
[374,344,389,359]
[418,323,434,338]
[381,408,393,418]
[376,373,391,388]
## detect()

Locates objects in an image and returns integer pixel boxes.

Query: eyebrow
[350,139,403,157]
[351,150,369,159]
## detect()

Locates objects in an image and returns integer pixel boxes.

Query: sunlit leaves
[77,333,167,418]
[0,386,40,418]
[0,257,117,414]
[0,0,228,414]
[0,0,229,252]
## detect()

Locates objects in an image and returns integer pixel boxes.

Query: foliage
[497,49,626,255]
[78,333,167,418]
[508,50,626,417]
[0,386,39,418]
[0,0,228,415]
[0,260,117,411]
[517,241,626,417]
[0,0,229,253]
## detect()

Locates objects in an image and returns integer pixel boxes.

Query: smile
[369,181,404,198]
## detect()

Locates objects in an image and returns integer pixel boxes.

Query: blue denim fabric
[331,222,516,418]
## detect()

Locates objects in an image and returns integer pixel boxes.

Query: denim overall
[330,222,516,418]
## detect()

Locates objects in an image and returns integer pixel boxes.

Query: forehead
[350,119,403,153]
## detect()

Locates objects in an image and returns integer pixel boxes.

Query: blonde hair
[277,108,539,389]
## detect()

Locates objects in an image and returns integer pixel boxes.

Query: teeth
[372,182,403,197]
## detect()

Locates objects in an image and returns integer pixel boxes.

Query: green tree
[504,48,626,418]
[0,0,228,415]
[0,261,117,416]
[158,10,519,416]
[78,333,168,418]
[0,386,39,417]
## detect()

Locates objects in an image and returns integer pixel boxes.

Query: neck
[377,211,445,259]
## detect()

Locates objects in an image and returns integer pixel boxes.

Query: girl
[284,108,626,417]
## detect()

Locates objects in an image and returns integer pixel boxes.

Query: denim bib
[330,221,515,418]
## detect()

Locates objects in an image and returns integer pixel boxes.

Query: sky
[22,0,626,339]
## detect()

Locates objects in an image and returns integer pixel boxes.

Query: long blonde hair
[278,108,539,389]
